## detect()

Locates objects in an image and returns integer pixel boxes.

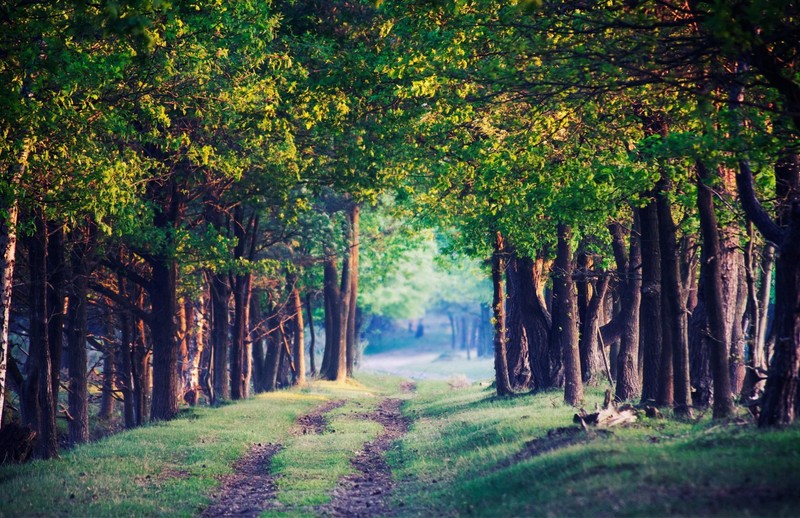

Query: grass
[389,380,800,517]
[0,375,402,518]
[4,373,800,517]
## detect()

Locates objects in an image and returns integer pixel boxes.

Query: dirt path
[201,442,282,518]
[323,397,411,517]
[202,399,346,517]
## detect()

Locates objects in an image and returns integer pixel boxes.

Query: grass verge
[0,374,403,518]
[390,380,800,517]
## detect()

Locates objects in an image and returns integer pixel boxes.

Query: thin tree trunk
[290,276,306,386]
[492,231,513,396]
[346,205,359,376]
[321,254,339,377]
[99,313,117,420]
[118,273,137,427]
[306,293,317,377]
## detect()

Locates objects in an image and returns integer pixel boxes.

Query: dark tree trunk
[759,203,800,426]
[448,312,457,350]
[492,231,513,396]
[552,225,582,405]
[210,273,230,401]
[576,252,597,383]
[46,222,65,408]
[99,315,116,420]
[306,293,317,377]
[639,201,663,404]
[66,225,92,444]
[321,254,339,377]
[333,234,354,382]
[696,161,734,418]
[198,290,214,403]
[657,175,692,417]
[264,308,282,392]
[527,256,553,390]
[250,294,266,394]
[149,259,180,421]
[611,220,642,402]
[23,211,58,459]
[506,252,533,389]
[118,281,136,428]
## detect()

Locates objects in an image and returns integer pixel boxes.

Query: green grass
[390,381,800,517]
[0,375,402,518]
[5,374,800,517]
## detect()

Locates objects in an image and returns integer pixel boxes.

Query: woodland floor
[2,369,800,517]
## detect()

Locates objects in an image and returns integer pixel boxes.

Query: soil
[202,442,282,518]
[322,398,410,517]
[292,399,346,436]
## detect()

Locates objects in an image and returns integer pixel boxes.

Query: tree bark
[346,205,360,376]
[23,210,58,458]
[306,292,317,377]
[657,176,692,416]
[527,256,553,390]
[696,161,734,418]
[505,251,532,389]
[759,203,800,426]
[66,227,92,444]
[638,200,663,404]
[552,224,582,405]
[149,258,180,421]
[290,275,306,386]
[210,273,230,401]
[492,231,513,396]
[611,220,642,402]
[0,149,29,431]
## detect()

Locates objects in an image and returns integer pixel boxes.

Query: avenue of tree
[0,0,798,460]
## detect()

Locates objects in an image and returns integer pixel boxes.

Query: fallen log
[574,389,638,428]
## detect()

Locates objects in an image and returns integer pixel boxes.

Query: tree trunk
[66,225,92,444]
[346,205,360,376]
[696,161,734,418]
[321,254,340,378]
[290,277,306,386]
[264,308,282,392]
[527,256,553,390]
[506,252,533,390]
[638,201,663,404]
[576,252,597,383]
[306,293,317,377]
[611,219,642,402]
[210,273,230,401]
[551,225,582,405]
[99,313,117,420]
[742,240,775,401]
[149,258,180,421]
[46,222,65,409]
[23,211,58,458]
[492,231,513,396]
[230,272,252,400]
[657,176,692,417]
[118,281,137,427]
[132,289,149,423]
[759,203,800,426]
